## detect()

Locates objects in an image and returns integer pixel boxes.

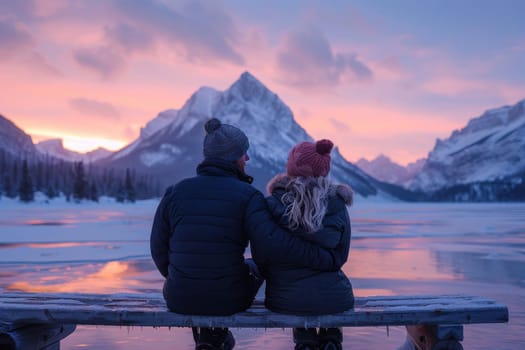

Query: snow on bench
[0,292,508,350]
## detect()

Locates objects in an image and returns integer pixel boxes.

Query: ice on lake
[0,196,524,349]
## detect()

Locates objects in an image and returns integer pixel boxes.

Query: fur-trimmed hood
[266,173,353,206]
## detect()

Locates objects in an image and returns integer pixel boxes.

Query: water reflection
[25,220,72,226]
[353,218,434,235]
[5,260,161,294]
[346,249,459,282]
[0,242,117,249]
[434,250,525,287]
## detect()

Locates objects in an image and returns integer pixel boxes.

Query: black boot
[318,328,342,350]
[293,328,319,350]
[194,327,235,350]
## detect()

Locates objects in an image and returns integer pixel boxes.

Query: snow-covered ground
[0,197,523,349]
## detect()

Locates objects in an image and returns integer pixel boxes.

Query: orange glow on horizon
[29,129,128,152]
[6,261,142,293]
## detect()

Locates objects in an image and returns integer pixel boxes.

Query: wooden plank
[0,324,76,350]
[0,292,508,329]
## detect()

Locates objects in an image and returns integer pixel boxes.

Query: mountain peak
[228,71,272,102]
[374,154,391,162]
[239,71,260,84]
[35,137,112,162]
[37,138,64,148]
[356,155,421,185]
[0,114,36,155]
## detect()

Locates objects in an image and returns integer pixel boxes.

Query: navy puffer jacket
[150,159,345,316]
[263,174,355,315]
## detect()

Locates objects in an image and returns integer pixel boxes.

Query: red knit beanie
[286,139,334,177]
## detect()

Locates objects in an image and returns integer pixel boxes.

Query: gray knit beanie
[203,118,249,161]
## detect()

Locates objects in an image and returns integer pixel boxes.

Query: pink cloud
[0,16,62,75]
[111,0,244,65]
[422,76,484,96]
[32,0,70,17]
[23,51,62,76]
[104,22,154,53]
[495,84,525,103]
[74,46,126,79]
[69,98,120,119]
[67,1,247,80]
[275,25,373,90]
[370,56,413,82]
[0,16,35,57]
[300,3,377,36]
[422,74,525,104]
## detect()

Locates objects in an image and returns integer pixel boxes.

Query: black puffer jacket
[150,159,345,316]
[263,174,355,315]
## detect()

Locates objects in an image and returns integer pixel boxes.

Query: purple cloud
[69,98,120,119]
[73,22,153,79]
[1,0,34,19]
[72,1,243,79]
[104,22,154,53]
[0,17,34,57]
[0,16,61,75]
[277,25,372,88]
[111,0,244,65]
[73,46,125,79]
[24,51,62,76]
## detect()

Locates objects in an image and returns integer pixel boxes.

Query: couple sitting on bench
[150,118,354,350]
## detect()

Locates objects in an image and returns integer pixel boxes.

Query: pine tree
[115,181,125,203]
[45,184,57,199]
[124,168,136,203]
[4,175,16,198]
[89,181,99,202]
[12,161,19,189]
[18,160,34,202]
[36,161,44,192]
[73,161,87,202]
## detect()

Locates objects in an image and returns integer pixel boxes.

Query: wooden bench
[0,292,508,350]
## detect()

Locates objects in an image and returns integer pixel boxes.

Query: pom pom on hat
[205,118,222,133]
[203,118,249,161]
[286,139,333,178]
[316,139,333,155]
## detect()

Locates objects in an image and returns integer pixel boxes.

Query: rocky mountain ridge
[101,72,415,200]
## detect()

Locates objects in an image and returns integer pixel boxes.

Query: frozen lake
[0,197,524,349]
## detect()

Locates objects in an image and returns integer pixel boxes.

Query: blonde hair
[280,176,332,233]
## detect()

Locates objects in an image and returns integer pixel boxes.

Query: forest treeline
[0,149,162,203]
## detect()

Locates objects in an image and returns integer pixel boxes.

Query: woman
[263,139,354,350]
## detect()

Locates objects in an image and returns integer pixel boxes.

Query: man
[151,118,346,350]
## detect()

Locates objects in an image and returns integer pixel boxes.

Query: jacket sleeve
[336,206,352,266]
[150,189,172,278]
[245,190,344,271]
[319,196,352,263]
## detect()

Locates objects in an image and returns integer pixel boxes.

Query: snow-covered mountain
[356,155,425,186]
[0,114,37,156]
[36,139,112,163]
[102,72,417,200]
[408,99,525,199]
[139,109,179,139]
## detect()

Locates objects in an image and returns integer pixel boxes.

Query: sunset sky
[1,0,524,165]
